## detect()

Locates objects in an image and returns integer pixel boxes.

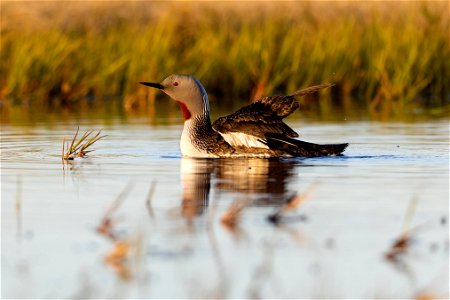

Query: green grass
[1,1,449,118]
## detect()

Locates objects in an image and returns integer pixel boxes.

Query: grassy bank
[1,1,449,118]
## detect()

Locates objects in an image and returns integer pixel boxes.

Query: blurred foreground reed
[1,1,448,118]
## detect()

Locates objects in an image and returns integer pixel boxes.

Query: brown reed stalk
[62,127,106,161]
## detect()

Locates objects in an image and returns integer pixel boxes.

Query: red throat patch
[176,101,192,120]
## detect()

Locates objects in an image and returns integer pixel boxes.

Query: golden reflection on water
[179,158,298,221]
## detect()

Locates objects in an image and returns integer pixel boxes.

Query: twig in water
[105,240,131,280]
[268,182,318,225]
[385,196,419,263]
[146,180,157,219]
[220,198,249,231]
[385,233,412,262]
[97,182,134,240]
[62,127,106,161]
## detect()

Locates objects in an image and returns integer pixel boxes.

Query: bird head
[140,74,209,121]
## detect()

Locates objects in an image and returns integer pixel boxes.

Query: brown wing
[212,84,333,139]
[213,95,299,139]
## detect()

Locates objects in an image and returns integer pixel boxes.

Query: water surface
[1,117,449,298]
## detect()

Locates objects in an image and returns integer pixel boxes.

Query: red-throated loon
[140,74,348,158]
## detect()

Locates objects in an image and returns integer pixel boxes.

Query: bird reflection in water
[179,157,299,222]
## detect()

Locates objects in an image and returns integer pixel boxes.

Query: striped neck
[180,112,217,157]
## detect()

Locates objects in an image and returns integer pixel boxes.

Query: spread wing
[212,84,333,147]
[213,94,300,140]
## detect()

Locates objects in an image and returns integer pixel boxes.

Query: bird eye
[173,82,179,86]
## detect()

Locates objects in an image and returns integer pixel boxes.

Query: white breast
[180,121,218,158]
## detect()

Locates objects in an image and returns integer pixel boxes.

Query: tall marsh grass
[1,1,449,117]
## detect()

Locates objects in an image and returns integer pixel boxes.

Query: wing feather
[212,84,333,145]
[290,83,334,98]
[213,95,299,139]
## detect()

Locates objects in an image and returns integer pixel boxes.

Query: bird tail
[264,134,348,157]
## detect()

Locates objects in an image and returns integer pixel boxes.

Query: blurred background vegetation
[1,1,449,121]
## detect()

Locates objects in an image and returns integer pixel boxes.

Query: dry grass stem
[62,127,106,161]
[220,198,249,230]
[268,182,318,224]
[281,182,317,212]
[385,233,412,262]
[105,240,131,280]
[146,180,157,219]
[385,196,420,263]
[97,182,134,240]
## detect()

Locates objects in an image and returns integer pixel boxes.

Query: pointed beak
[140,82,164,89]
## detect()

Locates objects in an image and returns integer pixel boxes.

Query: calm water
[1,117,449,299]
